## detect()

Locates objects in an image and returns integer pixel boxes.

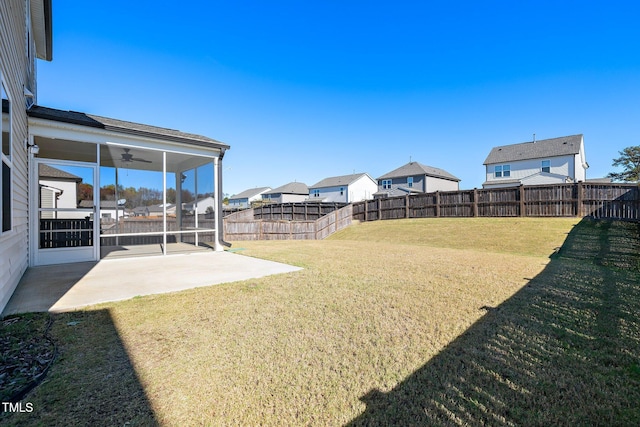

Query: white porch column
[162,151,167,255]
[213,156,222,251]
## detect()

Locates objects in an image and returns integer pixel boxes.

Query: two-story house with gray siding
[374,162,460,198]
[482,135,588,189]
[309,173,377,203]
[228,187,271,209]
[261,182,308,204]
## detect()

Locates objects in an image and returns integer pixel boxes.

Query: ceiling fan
[120,148,152,164]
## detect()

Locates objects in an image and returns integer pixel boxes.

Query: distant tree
[607,146,640,182]
[78,183,93,202]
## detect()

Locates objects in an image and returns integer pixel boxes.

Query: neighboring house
[147,203,176,217]
[92,200,128,220]
[309,173,377,203]
[262,182,309,204]
[132,206,150,217]
[182,196,216,215]
[0,1,230,313]
[375,161,460,198]
[228,187,271,209]
[38,164,83,218]
[483,135,588,189]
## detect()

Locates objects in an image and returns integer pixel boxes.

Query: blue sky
[37,1,640,195]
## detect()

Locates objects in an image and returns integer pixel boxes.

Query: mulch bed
[0,314,57,402]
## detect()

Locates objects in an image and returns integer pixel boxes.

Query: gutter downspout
[217,148,231,248]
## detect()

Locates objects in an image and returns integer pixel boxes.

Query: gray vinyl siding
[0,0,32,312]
[378,174,458,193]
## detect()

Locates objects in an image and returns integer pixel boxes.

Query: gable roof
[28,105,230,151]
[484,134,583,165]
[38,164,82,182]
[310,173,372,189]
[378,162,460,182]
[263,182,309,195]
[230,187,271,200]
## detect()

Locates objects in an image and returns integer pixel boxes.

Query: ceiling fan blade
[132,158,153,163]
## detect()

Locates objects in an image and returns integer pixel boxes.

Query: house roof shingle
[263,182,309,195]
[378,162,460,181]
[310,173,371,189]
[230,187,271,200]
[38,164,82,182]
[484,134,583,165]
[28,105,230,151]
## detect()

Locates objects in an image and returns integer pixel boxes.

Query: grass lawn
[2,217,639,425]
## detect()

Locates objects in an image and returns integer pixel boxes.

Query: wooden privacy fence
[253,202,347,221]
[353,183,640,221]
[40,218,93,248]
[100,218,216,246]
[224,204,353,240]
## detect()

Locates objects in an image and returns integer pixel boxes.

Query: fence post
[436,191,440,217]
[519,185,525,217]
[364,201,368,222]
[405,195,410,218]
[577,181,584,217]
[377,198,382,220]
[473,188,478,217]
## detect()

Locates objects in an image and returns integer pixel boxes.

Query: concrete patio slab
[2,251,302,315]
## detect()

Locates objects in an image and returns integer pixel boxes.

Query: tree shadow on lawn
[348,218,640,426]
[2,308,158,426]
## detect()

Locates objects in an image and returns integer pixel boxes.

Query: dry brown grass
[4,217,639,426]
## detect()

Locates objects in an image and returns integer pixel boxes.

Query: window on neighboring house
[340,187,344,196]
[407,177,413,188]
[312,189,320,198]
[1,80,11,233]
[541,160,550,173]
[494,164,510,178]
[382,179,391,189]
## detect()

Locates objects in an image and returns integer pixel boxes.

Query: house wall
[185,196,215,215]
[38,178,87,218]
[425,176,459,192]
[347,175,377,202]
[378,174,458,193]
[0,0,32,312]
[378,175,426,193]
[262,193,281,203]
[315,176,376,203]
[281,193,308,203]
[314,185,347,203]
[228,198,249,209]
[575,138,587,181]
[485,155,575,184]
[262,193,308,203]
[520,173,569,186]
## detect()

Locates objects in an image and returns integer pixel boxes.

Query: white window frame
[340,187,344,196]
[312,189,320,198]
[541,160,550,173]
[382,179,391,189]
[495,164,511,178]
[407,177,413,187]
[1,77,13,235]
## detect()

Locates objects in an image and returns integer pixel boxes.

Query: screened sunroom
[27,106,229,266]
